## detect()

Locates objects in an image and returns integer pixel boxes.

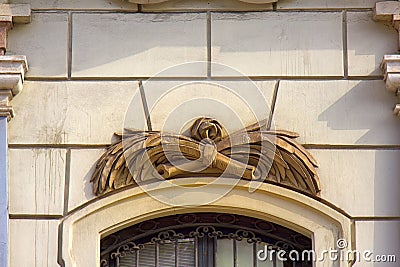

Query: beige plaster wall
[6,0,400,266]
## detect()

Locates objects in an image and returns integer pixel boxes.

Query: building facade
[0,0,399,266]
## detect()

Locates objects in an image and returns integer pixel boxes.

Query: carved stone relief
[91,117,321,196]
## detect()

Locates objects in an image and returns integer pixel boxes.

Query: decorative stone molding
[62,180,351,267]
[380,58,400,117]
[126,0,276,4]
[0,55,28,121]
[395,104,400,116]
[381,55,400,94]
[0,4,30,121]
[0,4,31,55]
[374,2,400,117]
[373,2,398,49]
[91,117,321,196]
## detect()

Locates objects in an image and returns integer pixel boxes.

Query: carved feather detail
[91,118,321,196]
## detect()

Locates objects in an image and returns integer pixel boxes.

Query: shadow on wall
[346,11,398,76]
[374,150,400,217]
[83,161,97,204]
[372,218,400,266]
[318,81,400,145]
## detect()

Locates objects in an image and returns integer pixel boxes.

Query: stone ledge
[128,0,276,3]
[374,1,400,21]
[0,4,31,56]
[381,55,400,119]
[394,104,400,117]
[381,54,400,93]
[0,103,13,120]
[0,55,28,120]
[375,3,400,119]
[141,0,273,12]
[374,1,400,50]
[0,4,31,24]
[0,55,27,95]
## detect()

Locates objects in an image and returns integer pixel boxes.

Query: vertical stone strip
[0,4,30,266]
[0,116,7,266]
[0,56,28,267]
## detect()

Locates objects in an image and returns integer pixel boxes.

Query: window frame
[101,213,313,267]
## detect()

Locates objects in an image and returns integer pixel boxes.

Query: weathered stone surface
[354,220,400,266]
[8,13,68,77]
[8,149,66,215]
[72,13,207,77]
[348,12,398,76]
[11,0,138,11]
[9,219,59,267]
[211,12,343,76]
[141,80,276,133]
[8,81,143,144]
[68,149,104,211]
[278,0,380,10]
[273,80,400,145]
[312,149,400,217]
[142,0,272,12]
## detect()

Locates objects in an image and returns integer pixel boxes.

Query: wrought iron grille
[101,213,312,267]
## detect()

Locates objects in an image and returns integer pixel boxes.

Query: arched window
[100,213,312,267]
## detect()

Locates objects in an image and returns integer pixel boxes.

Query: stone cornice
[0,88,13,121]
[395,104,400,117]
[374,1,400,20]
[0,4,31,24]
[0,55,28,121]
[374,2,400,51]
[0,55,28,95]
[381,54,400,94]
[374,2,400,118]
[380,56,400,116]
[0,4,30,121]
[0,4,30,55]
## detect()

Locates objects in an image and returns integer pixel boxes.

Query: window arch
[59,180,352,267]
[100,213,312,267]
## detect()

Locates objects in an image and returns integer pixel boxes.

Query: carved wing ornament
[91,117,321,196]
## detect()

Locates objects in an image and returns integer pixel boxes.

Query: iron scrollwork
[100,213,312,266]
